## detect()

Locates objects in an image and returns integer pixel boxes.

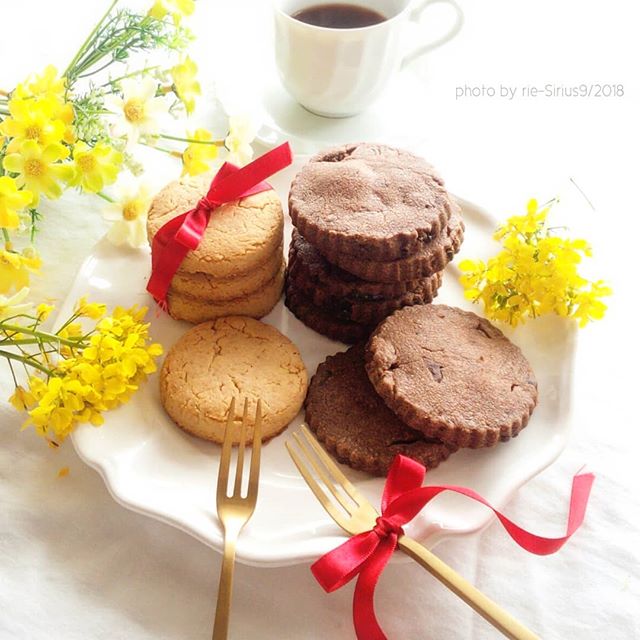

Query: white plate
[67,157,577,567]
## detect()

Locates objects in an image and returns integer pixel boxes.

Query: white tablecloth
[1,1,639,638]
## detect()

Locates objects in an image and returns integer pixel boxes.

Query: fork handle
[212,529,240,640]
[397,536,540,640]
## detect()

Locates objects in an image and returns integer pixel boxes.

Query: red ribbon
[311,455,594,640]
[146,142,293,305]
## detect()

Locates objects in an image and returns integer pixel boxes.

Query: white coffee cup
[274,0,463,117]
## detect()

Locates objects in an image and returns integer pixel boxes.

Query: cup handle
[401,0,464,67]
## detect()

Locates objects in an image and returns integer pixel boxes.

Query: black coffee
[291,3,386,29]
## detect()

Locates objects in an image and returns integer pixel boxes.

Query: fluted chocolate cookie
[329,208,464,283]
[365,305,538,448]
[306,344,456,476]
[288,228,441,299]
[289,143,455,263]
[288,263,442,325]
[284,282,373,344]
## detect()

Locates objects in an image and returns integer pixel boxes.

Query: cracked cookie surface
[160,316,307,443]
[305,344,456,476]
[365,305,538,448]
[147,175,284,278]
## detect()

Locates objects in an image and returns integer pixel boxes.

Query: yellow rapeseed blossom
[149,0,195,24]
[69,141,122,193]
[75,296,106,320]
[0,247,41,293]
[459,199,611,327]
[7,302,162,444]
[36,302,55,321]
[0,176,32,229]
[181,128,218,176]
[170,56,200,114]
[2,140,73,205]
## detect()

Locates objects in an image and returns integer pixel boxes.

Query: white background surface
[1,1,639,639]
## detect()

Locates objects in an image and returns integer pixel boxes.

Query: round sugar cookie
[166,263,285,324]
[160,316,308,443]
[147,175,284,278]
[365,305,538,448]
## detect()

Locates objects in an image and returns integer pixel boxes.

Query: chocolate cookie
[365,305,538,448]
[288,228,440,299]
[284,282,373,344]
[289,143,455,262]
[288,264,442,325]
[306,345,456,476]
[329,208,464,283]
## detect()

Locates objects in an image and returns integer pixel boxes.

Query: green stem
[0,323,82,348]
[0,108,9,116]
[140,140,180,156]
[102,66,161,88]
[65,0,120,80]
[154,133,224,146]
[2,229,10,246]
[0,349,53,375]
[96,191,115,203]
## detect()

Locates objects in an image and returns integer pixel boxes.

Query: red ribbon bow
[146,142,293,305]
[312,455,594,640]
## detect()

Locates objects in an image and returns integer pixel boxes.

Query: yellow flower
[0,176,32,229]
[2,140,73,205]
[0,95,67,153]
[75,296,106,320]
[102,178,152,248]
[13,65,66,100]
[104,77,168,149]
[171,56,201,114]
[458,199,610,327]
[68,141,122,193]
[182,128,218,176]
[36,302,55,321]
[225,114,257,166]
[9,385,37,411]
[0,248,41,294]
[149,0,195,24]
[0,287,31,319]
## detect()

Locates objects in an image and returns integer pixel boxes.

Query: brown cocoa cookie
[170,244,284,302]
[289,143,454,262]
[284,282,373,344]
[365,305,538,448]
[305,344,456,476]
[328,208,464,283]
[160,316,307,444]
[147,175,283,278]
[288,228,440,299]
[166,263,285,324]
[288,263,442,325]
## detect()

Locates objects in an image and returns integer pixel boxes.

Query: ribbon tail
[353,534,398,640]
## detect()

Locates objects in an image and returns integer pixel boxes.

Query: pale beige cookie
[170,244,284,302]
[147,175,284,278]
[166,263,285,324]
[160,316,308,443]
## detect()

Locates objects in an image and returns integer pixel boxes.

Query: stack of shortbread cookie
[285,143,464,342]
[147,176,285,323]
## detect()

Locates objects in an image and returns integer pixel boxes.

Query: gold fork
[212,397,263,640]
[286,425,540,640]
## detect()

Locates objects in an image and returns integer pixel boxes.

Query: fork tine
[300,425,369,506]
[285,440,350,531]
[247,399,262,503]
[217,397,236,502]
[233,398,249,496]
[292,431,355,514]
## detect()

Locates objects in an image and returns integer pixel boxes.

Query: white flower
[102,176,152,248]
[225,114,258,166]
[0,287,32,320]
[105,77,168,149]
